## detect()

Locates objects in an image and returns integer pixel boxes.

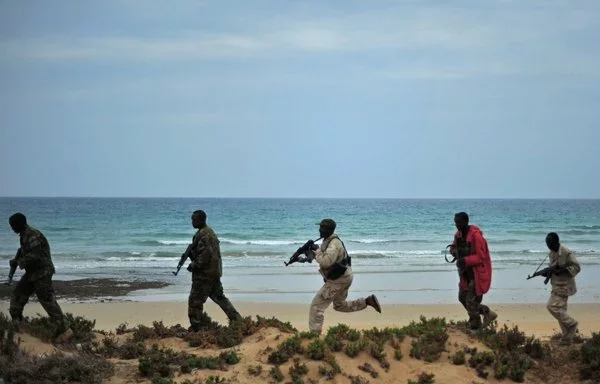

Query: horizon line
[0,196,598,200]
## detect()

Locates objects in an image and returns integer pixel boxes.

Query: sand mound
[3,314,596,384]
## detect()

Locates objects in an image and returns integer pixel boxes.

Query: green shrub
[306,338,327,360]
[451,350,466,365]
[269,366,284,382]
[580,332,600,382]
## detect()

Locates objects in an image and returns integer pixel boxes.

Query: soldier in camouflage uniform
[8,213,72,342]
[307,219,381,334]
[186,210,242,331]
[544,232,581,345]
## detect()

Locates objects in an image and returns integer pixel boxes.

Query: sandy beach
[2,300,598,338]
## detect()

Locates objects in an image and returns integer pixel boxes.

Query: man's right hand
[449,246,457,257]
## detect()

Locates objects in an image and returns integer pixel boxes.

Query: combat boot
[55,328,73,344]
[366,295,381,313]
[483,310,498,327]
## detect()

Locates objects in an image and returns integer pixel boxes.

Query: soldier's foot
[468,317,482,330]
[366,295,381,313]
[564,321,579,339]
[54,328,73,344]
[558,336,573,346]
[483,310,498,327]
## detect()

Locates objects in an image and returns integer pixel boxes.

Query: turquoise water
[1,198,599,303]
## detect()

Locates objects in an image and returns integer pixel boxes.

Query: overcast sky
[0,0,598,198]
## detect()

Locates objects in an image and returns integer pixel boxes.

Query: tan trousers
[308,274,367,333]
[547,292,577,334]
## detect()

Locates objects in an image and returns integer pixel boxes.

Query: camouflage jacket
[189,225,222,279]
[549,245,580,296]
[17,225,55,281]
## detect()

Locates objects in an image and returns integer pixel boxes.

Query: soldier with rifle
[181,210,242,332]
[7,213,73,342]
[303,218,381,334]
[528,232,581,345]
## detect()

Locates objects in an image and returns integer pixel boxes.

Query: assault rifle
[526,266,556,285]
[526,255,554,284]
[284,238,322,266]
[172,243,195,276]
[6,249,21,285]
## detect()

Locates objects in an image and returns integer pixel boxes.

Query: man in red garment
[450,212,497,329]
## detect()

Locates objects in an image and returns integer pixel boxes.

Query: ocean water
[0,198,599,304]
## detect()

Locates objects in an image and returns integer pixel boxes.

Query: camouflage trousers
[458,279,491,328]
[10,274,68,331]
[547,292,577,335]
[188,277,241,328]
[309,273,367,333]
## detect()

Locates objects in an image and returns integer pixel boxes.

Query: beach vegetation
[298,330,320,339]
[344,339,366,358]
[20,312,96,343]
[358,362,379,378]
[289,357,309,380]
[184,314,296,349]
[451,350,466,365]
[349,375,370,384]
[269,365,284,382]
[306,338,327,360]
[267,335,304,364]
[394,348,403,361]
[247,364,263,376]
[409,326,448,362]
[407,372,435,384]
[137,344,240,379]
[580,332,600,382]
[115,322,129,334]
[0,313,113,383]
[468,351,494,367]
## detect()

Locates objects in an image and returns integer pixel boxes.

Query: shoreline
[1,300,598,339]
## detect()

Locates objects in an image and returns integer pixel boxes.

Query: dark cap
[317,218,336,229]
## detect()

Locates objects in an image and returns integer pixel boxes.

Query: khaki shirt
[549,245,580,296]
[315,234,351,279]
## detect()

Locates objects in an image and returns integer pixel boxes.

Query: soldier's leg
[209,279,242,322]
[479,299,497,327]
[309,283,335,334]
[547,293,577,337]
[458,289,468,311]
[188,279,211,330]
[464,281,482,329]
[331,277,368,313]
[9,275,35,323]
[33,276,68,331]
